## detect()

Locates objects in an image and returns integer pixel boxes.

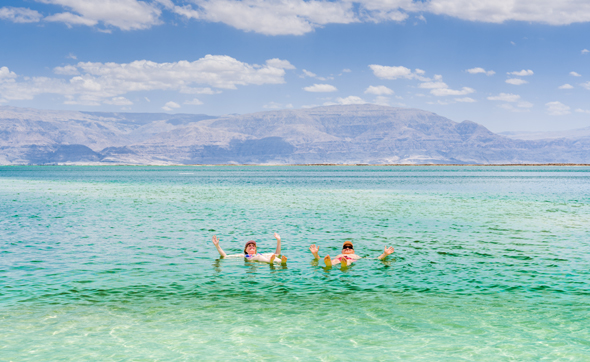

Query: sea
[1,166,589,361]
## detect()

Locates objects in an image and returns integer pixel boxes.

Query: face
[342,245,354,254]
[246,243,257,254]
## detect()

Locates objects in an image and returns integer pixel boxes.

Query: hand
[274,232,281,241]
[383,246,394,256]
[212,235,220,246]
[309,244,319,254]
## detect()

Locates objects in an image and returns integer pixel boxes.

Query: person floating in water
[308,241,394,268]
[212,232,287,265]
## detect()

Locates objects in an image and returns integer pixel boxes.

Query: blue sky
[0,0,589,132]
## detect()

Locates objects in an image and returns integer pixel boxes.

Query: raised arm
[309,244,321,260]
[274,232,282,255]
[212,235,227,258]
[377,246,394,260]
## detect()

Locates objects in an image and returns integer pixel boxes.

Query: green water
[1,166,589,361]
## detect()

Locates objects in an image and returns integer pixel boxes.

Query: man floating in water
[212,232,287,265]
[309,241,394,268]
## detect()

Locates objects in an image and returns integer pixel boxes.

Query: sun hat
[243,240,257,254]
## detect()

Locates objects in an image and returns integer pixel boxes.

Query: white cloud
[487,93,520,102]
[558,84,573,89]
[303,83,337,92]
[545,101,571,116]
[455,97,476,102]
[179,87,221,94]
[53,65,80,75]
[325,96,366,105]
[302,69,317,78]
[104,96,133,105]
[427,0,590,26]
[419,81,447,89]
[581,81,590,90]
[168,0,590,36]
[506,78,528,85]
[174,0,357,36]
[582,49,589,54]
[0,7,42,23]
[265,58,296,69]
[369,64,416,80]
[184,98,204,105]
[38,0,162,30]
[517,101,533,108]
[0,66,17,80]
[342,68,351,73]
[431,87,475,96]
[570,71,582,77]
[498,103,530,113]
[162,101,181,111]
[466,67,495,76]
[66,53,78,60]
[45,12,98,27]
[576,108,590,114]
[509,69,533,76]
[364,85,394,95]
[0,55,293,105]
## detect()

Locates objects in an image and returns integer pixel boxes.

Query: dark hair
[243,241,256,254]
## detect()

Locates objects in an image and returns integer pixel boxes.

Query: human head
[342,241,354,254]
[244,240,257,254]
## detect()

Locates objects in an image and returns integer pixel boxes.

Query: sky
[0,0,589,132]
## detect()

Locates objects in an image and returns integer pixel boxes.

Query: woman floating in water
[212,232,287,265]
[309,241,394,268]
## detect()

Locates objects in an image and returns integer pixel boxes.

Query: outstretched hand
[212,235,220,247]
[383,246,394,256]
[309,244,319,254]
[274,232,281,241]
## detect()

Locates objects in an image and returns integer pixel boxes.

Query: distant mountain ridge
[1,104,589,165]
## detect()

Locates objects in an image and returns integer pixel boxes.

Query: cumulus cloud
[506,78,528,85]
[369,64,416,80]
[53,65,80,75]
[172,0,590,35]
[487,93,520,102]
[558,84,573,89]
[38,0,162,30]
[184,98,204,105]
[509,69,533,76]
[0,55,294,105]
[173,0,357,36]
[302,69,317,78]
[0,66,18,80]
[570,71,582,77]
[364,85,394,95]
[431,87,475,96]
[0,7,42,23]
[162,101,181,111]
[303,83,337,92]
[324,95,366,105]
[581,81,590,90]
[104,96,133,105]
[466,67,495,76]
[455,97,476,102]
[582,49,589,54]
[576,108,590,114]
[545,101,570,115]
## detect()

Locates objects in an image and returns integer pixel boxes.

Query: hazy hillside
[1,105,589,165]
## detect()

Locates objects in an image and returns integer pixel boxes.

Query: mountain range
[1,104,589,165]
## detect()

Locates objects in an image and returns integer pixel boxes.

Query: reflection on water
[1,166,589,360]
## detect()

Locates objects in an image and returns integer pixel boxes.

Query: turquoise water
[1,166,589,361]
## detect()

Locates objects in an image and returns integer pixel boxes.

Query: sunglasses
[342,245,354,250]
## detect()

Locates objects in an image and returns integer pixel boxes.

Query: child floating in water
[212,232,287,265]
[309,241,394,268]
